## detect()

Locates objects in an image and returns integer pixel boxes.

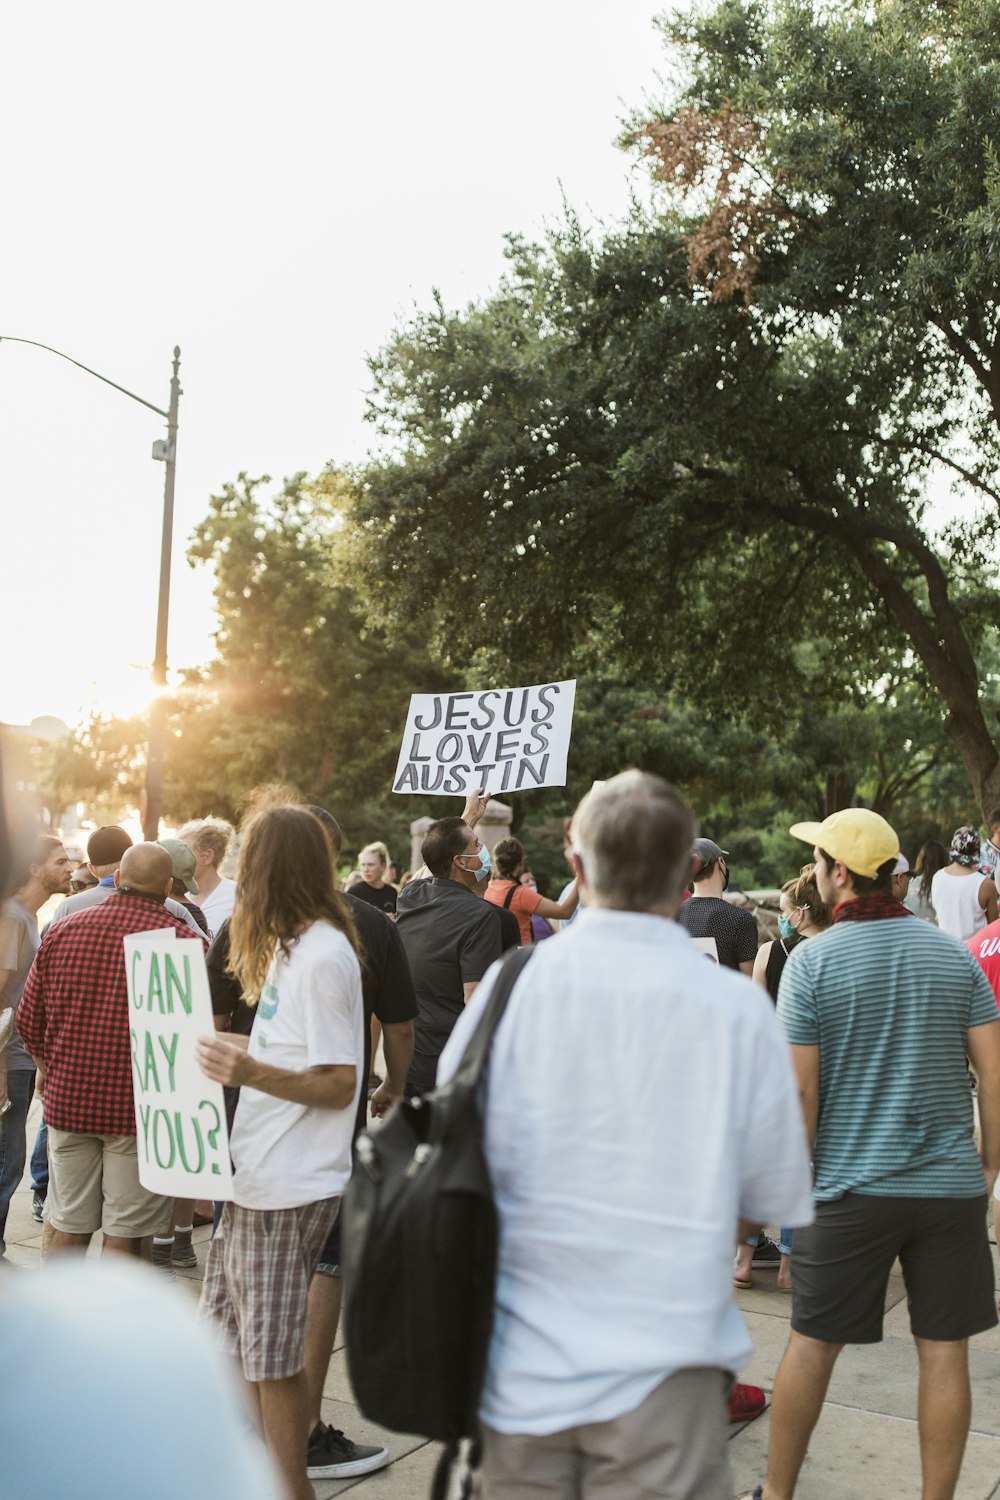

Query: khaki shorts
[47,1128,171,1239]
[481,1367,731,1500]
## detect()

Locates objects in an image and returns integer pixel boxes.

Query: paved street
[7,1091,1000,1499]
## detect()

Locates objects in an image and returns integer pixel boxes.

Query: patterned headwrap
[949,826,981,867]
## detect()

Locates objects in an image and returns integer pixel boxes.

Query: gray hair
[572,771,694,912]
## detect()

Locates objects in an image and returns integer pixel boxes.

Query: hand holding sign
[393,681,576,796]
[196,1033,253,1087]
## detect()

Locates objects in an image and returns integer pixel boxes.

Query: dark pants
[0,1069,36,1256]
[30,1114,48,1194]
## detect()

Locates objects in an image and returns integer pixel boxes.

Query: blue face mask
[463,844,492,880]
[777,915,796,940]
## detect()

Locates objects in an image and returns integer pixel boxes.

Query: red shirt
[967,919,1000,1011]
[17,890,206,1135]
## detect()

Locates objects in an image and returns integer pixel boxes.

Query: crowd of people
[2,784,1000,1500]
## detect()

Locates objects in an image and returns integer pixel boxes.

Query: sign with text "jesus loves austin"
[392,680,576,796]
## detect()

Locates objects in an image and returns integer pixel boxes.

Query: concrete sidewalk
[6,1094,1000,1498]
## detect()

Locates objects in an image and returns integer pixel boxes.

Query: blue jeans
[0,1069,36,1256]
[30,1115,47,1194]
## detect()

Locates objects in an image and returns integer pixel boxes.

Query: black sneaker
[306,1423,389,1479]
[751,1235,782,1267]
[31,1190,45,1224]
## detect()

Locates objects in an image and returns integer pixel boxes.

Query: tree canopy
[351,0,1000,813]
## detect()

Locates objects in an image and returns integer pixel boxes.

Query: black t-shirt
[182,899,211,936]
[675,896,759,970]
[350,880,398,916]
[396,876,505,1094]
[207,901,418,1136]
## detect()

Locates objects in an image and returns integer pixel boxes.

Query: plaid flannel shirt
[17,890,207,1135]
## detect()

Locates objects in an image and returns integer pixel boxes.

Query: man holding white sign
[16,844,207,1260]
[393,680,576,797]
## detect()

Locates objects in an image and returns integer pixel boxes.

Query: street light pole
[0,335,180,840]
[145,347,182,840]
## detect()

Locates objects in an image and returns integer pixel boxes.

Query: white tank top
[930,869,988,941]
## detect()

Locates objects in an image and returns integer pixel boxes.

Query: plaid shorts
[199,1196,339,1381]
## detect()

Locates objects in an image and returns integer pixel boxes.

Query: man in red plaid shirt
[17,842,207,1258]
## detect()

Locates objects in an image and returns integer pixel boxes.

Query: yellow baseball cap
[789,809,900,878]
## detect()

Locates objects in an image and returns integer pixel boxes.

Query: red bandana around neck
[832,892,913,924]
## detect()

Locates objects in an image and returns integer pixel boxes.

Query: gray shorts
[481,1367,731,1500]
[199,1197,339,1381]
[792,1192,996,1344]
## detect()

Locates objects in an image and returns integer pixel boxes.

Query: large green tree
[60,472,454,858]
[352,0,1000,813]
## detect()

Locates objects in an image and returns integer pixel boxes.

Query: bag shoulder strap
[501,880,519,910]
[452,945,535,1089]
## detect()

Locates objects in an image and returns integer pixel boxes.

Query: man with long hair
[196,806,364,1500]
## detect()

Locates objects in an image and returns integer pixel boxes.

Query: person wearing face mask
[675,837,759,974]
[737,866,833,1292]
[396,813,506,1098]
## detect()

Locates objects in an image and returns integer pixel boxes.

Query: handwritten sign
[393,680,577,796]
[124,931,234,1199]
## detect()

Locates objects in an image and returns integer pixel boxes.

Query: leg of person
[0,1068,35,1256]
[582,1367,731,1499]
[99,1134,171,1259]
[305,1271,342,1425]
[224,1198,341,1498]
[303,1214,389,1479]
[480,1424,584,1499]
[734,1225,759,1289]
[777,1227,793,1293]
[761,1193,904,1499]
[900,1194,997,1500]
[762,1332,842,1499]
[44,1127,104,1256]
[30,1112,47,1221]
[171,1196,198,1267]
[914,1339,971,1500]
[257,1371,314,1500]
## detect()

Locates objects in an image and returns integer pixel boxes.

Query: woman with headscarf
[931,826,998,941]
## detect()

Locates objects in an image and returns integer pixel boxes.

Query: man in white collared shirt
[438,771,814,1500]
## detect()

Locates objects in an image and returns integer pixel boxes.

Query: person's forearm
[380,1023,414,1094]
[241,1057,356,1109]
[799,1085,819,1152]
[977,1078,1000,1174]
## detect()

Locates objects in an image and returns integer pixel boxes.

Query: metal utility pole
[145,347,182,840]
[0,336,181,841]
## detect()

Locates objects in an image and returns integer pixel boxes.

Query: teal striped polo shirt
[777,916,998,1200]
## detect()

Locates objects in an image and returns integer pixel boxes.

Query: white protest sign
[392,680,577,796]
[124,931,234,1199]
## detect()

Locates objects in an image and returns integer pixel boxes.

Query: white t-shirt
[931,868,988,942]
[438,908,815,1437]
[230,920,363,1210]
[196,877,237,936]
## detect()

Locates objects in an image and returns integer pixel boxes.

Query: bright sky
[2,1,666,730]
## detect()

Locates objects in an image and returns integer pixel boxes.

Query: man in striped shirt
[744,809,1000,1500]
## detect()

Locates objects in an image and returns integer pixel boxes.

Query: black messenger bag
[342,946,534,1467]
